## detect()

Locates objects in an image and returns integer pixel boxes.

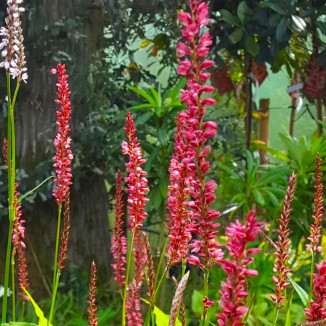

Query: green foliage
[216,150,289,217]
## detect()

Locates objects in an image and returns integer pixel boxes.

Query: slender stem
[144,266,169,326]
[49,205,62,323]
[309,251,315,303]
[21,301,26,321]
[49,271,61,323]
[122,230,135,326]
[154,238,168,289]
[2,73,14,323]
[273,307,280,326]
[200,269,209,326]
[11,251,16,321]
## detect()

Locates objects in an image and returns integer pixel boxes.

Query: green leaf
[287,275,308,307]
[135,111,154,126]
[264,190,281,207]
[191,290,204,317]
[220,9,240,26]
[237,1,247,23]
[18,176,54,203]
[21,287,52,326]
[259,1,285,15]
[129,86,157,107]
[246,150,254,172]
[253,189,265,206]
[276,18,288,42]
[229,28,243,44]
[285,291,293,326]
[245,36,259,57]
[141,299,181,326]
[157,128,169,146]
[129,103,154,112]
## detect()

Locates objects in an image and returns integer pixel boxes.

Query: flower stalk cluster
[51,64,73,206]
[167,0,222,272]
[111,170,127,290]
[271,173,296,308]
[217,211,263,326]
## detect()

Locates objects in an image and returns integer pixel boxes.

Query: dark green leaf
[276,18,288,42]
[157,128,169,146]
[220,9,240,26]
[292,15,306,32]
[237,1,247,23]
[245,36,260,57]
[229,28,243,44]
[135,111,154,126]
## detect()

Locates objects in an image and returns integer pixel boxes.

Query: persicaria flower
[0,0,28,82]
[110,170,127,289]
[52,64,73,205]
[271,173,296,308]
[305,261,326,321]
[306,153,323,253]
[217,211,263,326]
[122,112,149,231]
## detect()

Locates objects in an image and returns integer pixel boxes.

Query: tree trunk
[0,0,112,298]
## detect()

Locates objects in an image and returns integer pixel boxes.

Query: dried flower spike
[87,261,98,326]
[0,0,28,82]
[52,64,73,205]
[122,112,149,231]
[271,173,296,307]
[307,153,323,253]
[111,170,127,289]
[144,232,155,301]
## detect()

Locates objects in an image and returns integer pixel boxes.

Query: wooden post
[258,99,270,165]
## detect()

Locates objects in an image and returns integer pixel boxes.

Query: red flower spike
[122,113,149,232]
[306,153,324,253]
[110,170,127,289]
[87,261,98,326]
[52,64,73,205]
[217,211,263,326]
[271,173,296,308]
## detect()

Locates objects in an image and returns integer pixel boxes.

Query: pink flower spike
[217,211,263,326]
[52,64,73,206]
[122,113,149,232]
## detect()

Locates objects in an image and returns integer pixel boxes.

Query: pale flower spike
[0,0,28,83]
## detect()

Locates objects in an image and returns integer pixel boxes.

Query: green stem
[309,251,315,303]
[154,238,168,289]
[200,269,209,326]
[49,271,61,324]
[273,307,280,326]
[2,73,14,324]
[49,205,62,323]
[11,251,16,321]
[21,301,26,321]
[122,230,135,326]
[144,266,169,326]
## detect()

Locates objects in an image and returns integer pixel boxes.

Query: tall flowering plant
[49,63,73,324]
[120,112,149,326]
[0,0,28,321]
[166,0,222,321]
